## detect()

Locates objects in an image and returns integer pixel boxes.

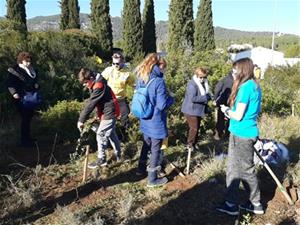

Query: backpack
[131,78,156,119]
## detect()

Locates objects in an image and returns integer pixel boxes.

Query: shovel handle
[82,145,90,183]
[186,147,192,175]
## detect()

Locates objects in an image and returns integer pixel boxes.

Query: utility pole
[271,0,278,65]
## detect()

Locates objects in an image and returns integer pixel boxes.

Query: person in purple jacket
[181,68,212,151]
[135,53,174,187]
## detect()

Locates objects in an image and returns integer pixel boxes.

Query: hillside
[25,13,299,48]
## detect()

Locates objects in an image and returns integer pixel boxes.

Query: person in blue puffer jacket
[135,53,174,187]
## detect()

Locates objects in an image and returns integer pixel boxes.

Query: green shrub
[0,20,27,119]
[27,31,104,106]
[39,100,84,142]
[261,64,300,116]
[0,29,105,119]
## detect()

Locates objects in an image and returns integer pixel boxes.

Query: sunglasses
[112,62,120,66]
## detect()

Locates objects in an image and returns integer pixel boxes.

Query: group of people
[7,51,264,215]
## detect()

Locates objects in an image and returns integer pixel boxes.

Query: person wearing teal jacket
[216,58,264,216]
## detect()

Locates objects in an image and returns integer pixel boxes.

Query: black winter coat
[214,73,234,106]
[7,65,39,97]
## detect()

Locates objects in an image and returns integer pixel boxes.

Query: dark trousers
[19,106,34,143]
[215,107,229,138]
[226,134,261,204]
[117,98,130,128]
[185,114,201,147]
[139,134,163,169]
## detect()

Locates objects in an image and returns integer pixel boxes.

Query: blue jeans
[139,134,163,169]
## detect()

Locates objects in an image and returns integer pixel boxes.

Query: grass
[1,114,300,225]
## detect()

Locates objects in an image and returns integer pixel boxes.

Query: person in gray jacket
[181,68,212,151]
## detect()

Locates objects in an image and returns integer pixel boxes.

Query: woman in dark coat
[181,68,212,151]
[7,52,40,147]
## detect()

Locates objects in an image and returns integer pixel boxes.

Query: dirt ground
[0,140,299,225]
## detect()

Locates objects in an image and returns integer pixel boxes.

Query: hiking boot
[147,177,168,187]
[147,169,168,187]
[239,201,264,215]
[216,201,239,216]
[88,158,107,169]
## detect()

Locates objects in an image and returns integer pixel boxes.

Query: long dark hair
[228,58,257,107]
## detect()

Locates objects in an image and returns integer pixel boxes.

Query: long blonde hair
[136,53,160,83]
[228,58,257,107]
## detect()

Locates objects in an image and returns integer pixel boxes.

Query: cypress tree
[194,0,215,51]
[6,0,27,32]
[90,0,113,58]
[68,0,80,29]
[60,0,69,30]
[142,0,156,54]
[167,0,194,54]
[122,0,144,60]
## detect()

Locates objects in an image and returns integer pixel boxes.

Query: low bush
[39,100,84,142]
[261,64,300,116]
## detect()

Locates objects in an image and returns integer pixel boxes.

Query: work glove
[220,104,230,118]
[77,121,84,132]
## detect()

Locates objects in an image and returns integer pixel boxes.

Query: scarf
[193,75,209,96]
[19,64,36,79]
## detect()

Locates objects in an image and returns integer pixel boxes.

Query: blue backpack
[131,78,156,119]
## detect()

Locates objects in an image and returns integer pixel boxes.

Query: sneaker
[216,201,239,216]
[88,158,107,169]
[239,201,264,215]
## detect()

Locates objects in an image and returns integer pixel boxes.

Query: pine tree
[6,0,27,32]
[142,0,156,54]
[194,0,215,51]
[60,0,69,30]
[68,0,80,29]
[122,0,144,60]
[90,0,113,58]
[167,0,194,54]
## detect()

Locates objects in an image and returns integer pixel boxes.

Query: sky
[0,0,299,36]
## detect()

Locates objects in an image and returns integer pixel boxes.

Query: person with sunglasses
[101,53,135,139]
[181,68,212,152]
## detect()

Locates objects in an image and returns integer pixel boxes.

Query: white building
[230,46,287,78]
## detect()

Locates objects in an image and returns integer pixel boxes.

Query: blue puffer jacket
[181,78,209,117]
[136,65,174,139]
